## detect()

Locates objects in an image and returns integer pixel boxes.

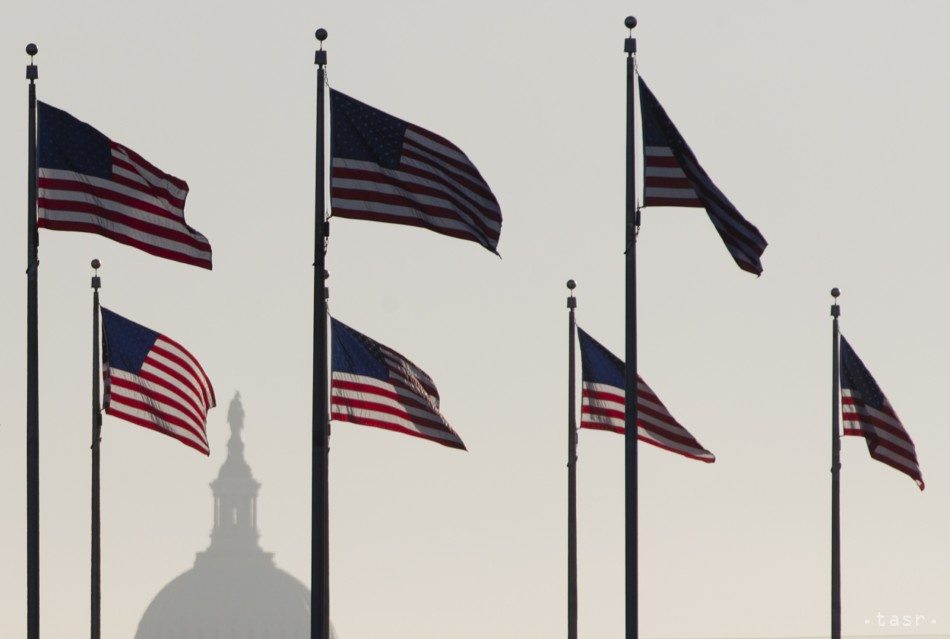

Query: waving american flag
[102,307,215,455]
[639,77,766,275]
[331,318,465,450]
[577,327,714,463]
[330,90,502,254]
[840,335,924,490]
[37,102,212,269]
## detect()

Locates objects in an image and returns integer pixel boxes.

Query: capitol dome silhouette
[135,393,337,639]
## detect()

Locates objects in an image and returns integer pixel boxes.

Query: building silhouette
[135,393,335,639]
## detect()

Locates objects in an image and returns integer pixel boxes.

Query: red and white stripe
[331,344,466,450]
[842,389,924,490]
[332,125,502,253]
[105,335,216,455]
[644,145,702,206]
[582,377,715,463]
[38,142,212,269]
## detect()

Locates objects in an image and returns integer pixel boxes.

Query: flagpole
[25,42,40,639]
[313,28,330,639]
[566,280,578,639]
[623,16,639,639]
[91,259,103,639]
[830,287,842,639]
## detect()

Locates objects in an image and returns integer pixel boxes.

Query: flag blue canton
[331,318,388,380]
[640,85,676,150]
[577,327,625,386]
[100,308,159,376]
[840,337,885,409]
[331,91,407,169]
[38,102,112,178]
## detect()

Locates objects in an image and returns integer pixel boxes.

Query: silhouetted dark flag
[578,327,714,462]
[639,77,766,275]
[329,90,502,254]
[37,102,212,269]
[102,307,216,455]
[330,318,465,450]
[840,335,924,490]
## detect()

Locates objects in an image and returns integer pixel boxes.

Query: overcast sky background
[2,2,949,638]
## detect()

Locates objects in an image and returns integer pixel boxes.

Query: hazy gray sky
[2,2,948,638]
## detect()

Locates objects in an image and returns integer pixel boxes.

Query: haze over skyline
[1,2,948,638]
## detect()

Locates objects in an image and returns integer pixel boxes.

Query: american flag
[37,102,212,269]
[101,307,216,455]
[330,89,502,254]
[840,335,924,490]
[577,327,714,463]
[331,318,465,450]
[638,77,767,276]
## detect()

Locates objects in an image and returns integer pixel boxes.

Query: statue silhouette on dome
[135,392,338,639]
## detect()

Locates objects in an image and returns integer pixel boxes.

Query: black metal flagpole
[566,280,578,639]
[313,27,330,639]
[623,16,639,639]
[91,259,103,639]
[830,288,842,639]
[26,42,40,639]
